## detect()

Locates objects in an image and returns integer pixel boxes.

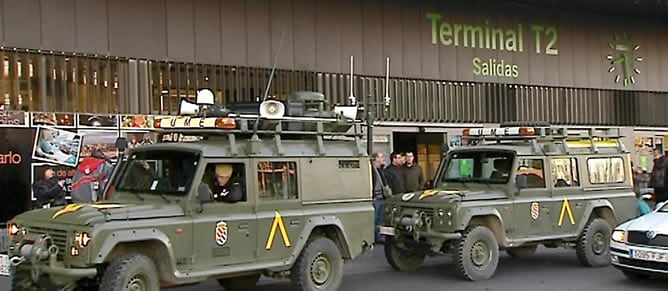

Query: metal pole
[366,94,375,155]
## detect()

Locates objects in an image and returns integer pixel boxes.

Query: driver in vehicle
[210,164,245,202]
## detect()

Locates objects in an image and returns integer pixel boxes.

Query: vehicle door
[513,157,553,238]
[252,158,304,262]
[549,156,584,237]
[192,160,257,268]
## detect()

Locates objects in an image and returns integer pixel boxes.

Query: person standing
[71,149,114,203]
[371,152,389,244]
[649,148,668,204]
[404,152,425,192]
[384,152,406,195]
[33,167,67,208]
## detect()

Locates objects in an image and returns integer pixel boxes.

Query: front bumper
[610,240,668,276]
[10,240,97,283]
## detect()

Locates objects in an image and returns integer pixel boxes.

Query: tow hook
[10,256,25,266]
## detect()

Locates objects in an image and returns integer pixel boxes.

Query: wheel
[622,270,650,280]
[290,236,344,291]
[384,236,426,271]
[506,245,538,258]
[100,253,160,291]
[10,266,40,291]
[454,226,499,281]
[217,274,261,291]
[576,218,612,267]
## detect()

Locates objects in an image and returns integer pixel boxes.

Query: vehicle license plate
[630,249,668,263]
[0,254,9,276]
[379,226,395,236]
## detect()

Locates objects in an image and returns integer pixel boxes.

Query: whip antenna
[384,57,391,109]
[348,55,356,105]
[262,28,287,102]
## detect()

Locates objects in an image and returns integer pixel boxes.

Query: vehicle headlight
[74,231,92,248]
[611,230,625,243]
[8,223,20,236]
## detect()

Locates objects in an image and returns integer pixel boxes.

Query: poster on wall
[120,115,155,129]
[0,110,29,127]
[78,114,118,129]
[0,127,35,222]
[31,112,76,128]
[31,163,76,201]
[79,130,119,160]
[32,126,83,167]
[122,131,156,149]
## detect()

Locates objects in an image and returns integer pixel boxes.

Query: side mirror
[515,175,528,192]
[115,137,129,152]
[197,184,212,212]
[425,180,434,190]
[655,201,667,211]
[227,182,244,202]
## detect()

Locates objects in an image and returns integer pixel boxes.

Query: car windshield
[115,150,200,195]
[440,150,514,185]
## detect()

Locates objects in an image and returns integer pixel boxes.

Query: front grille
[618,257,668,271]
[26,226,68,260]
[627,231,668,247]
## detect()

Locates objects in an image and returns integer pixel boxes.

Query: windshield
[115,150,200,195]
[440,151,514,185]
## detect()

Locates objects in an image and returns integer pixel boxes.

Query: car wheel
[622,270,650,280]
[290,236,343,291]
[576,218,612,267]
[454,225,499,281]
[384,236,426,271]
[100,253,160,291]
[217,274,261,291]
[506,245,538,258]
[10,266,41,291]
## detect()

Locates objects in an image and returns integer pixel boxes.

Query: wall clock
[606,32,642,87]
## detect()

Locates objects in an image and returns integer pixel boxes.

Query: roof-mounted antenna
[348,55,356,105]
[384,57,391,110]
[253,27,287,133]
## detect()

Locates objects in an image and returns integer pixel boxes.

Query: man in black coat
[33,167,67,208]
[384,152,406,195]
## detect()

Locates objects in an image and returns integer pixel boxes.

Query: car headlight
[611,230,625,243]
[8,223,20,236]
[74,232,92,248]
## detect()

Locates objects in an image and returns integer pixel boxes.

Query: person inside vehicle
[208,164,245,203]
[490,158,511,180]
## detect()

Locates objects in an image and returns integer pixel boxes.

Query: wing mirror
[197,184,212,212]
[515,175,528,193]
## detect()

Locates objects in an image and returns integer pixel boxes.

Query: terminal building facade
[0,0,667,178]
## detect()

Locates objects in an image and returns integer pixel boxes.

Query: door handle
[239,224,249,230]
[290,220,300,226]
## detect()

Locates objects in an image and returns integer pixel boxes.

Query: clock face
[606,32,642,87]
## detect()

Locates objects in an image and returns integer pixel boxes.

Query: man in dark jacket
[211,164,245,203]
[404,152,425,192]
[650,148,668,203]
[384,152,406,195]
[33,167,67,208]
[371,152,389,243]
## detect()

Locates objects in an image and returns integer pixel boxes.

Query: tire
[454,226,499,281]
[100,253,160,291]
[290,236,344,291]
[506,245,538,258]
[384,236,426,271]
[10,266,40,291]
[576,218,612,267]
[622,270,650,280]
[217,274,261,291]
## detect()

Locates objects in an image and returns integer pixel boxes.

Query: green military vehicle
[7,90,375,290]
[380,124,637,281]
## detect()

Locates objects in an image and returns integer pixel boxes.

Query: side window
[587,157,625,184]
[516,158,546,188]
[258,161,299,200]
[551,158,580,187]
[201,163,246,203]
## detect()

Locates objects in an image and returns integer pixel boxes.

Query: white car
[610,202,668,279]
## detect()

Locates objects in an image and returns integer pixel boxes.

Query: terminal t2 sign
[427,12,559,79]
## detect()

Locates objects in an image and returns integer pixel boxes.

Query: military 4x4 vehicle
[7,89,374,291]
[380,124,637,281]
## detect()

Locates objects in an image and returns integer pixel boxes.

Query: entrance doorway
[392,132,446,183]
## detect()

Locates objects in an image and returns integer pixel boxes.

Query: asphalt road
[1,247,665,291]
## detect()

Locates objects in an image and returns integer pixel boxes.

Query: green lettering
[427,12,442,45]
[512,65,519,78]
[545,26,559,55]
[463,25,483,48]
[492,28,504,50]
[505,30,517,52]
[472,57,481,75]
[440,23,453,45]
[518,24,523,52]
[485,20,491,49]
[453,24,462,46]
[531,25,544,54]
